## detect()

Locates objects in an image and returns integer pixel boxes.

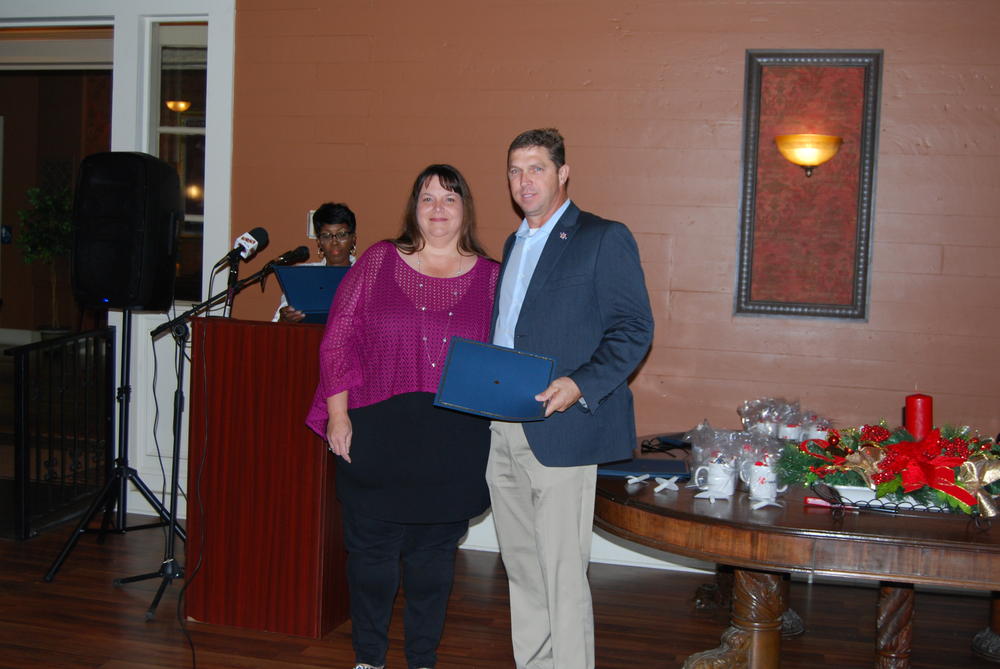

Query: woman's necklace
[415,251,464,369]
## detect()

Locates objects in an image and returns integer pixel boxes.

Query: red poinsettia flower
[885,429,977,506]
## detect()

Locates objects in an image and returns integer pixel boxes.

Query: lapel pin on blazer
[559,232,568,240]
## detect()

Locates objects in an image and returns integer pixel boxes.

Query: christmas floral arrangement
[776,422,1000,516]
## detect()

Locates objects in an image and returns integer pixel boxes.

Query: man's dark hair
[312,202,356,236]
[508,127,566,168]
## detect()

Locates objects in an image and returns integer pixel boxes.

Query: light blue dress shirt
[493,199,572,349]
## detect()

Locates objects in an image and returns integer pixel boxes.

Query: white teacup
[693,462,736,497]
[804,426,829,441]
[778,423,803,442]
[741,462,788,502]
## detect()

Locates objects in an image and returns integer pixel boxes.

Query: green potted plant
[16,186,74,332]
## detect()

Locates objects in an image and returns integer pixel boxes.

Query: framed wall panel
[735,50,883,319]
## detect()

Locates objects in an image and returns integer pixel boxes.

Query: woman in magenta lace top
[306,164,498,669]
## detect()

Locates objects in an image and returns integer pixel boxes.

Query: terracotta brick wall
[229,0,1000,436]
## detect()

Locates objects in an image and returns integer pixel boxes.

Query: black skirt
[336,392,491,523]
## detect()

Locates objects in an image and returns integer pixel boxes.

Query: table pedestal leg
[684,569,783,669]
[876,582,913,669]
[972,591,1000,663]
[695,566,803,638]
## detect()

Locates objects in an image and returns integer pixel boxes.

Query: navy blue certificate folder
[597,457,690,479]
[434,337,555,421]
[274,266,350,324]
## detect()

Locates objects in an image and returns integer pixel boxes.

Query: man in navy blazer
[487,128,654,669]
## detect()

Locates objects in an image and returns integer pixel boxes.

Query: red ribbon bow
[893,430,977,507]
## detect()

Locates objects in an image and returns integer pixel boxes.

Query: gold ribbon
[840,445,886,489]
[957,457,1000,518]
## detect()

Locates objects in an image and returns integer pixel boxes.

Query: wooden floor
[0,516,997,668]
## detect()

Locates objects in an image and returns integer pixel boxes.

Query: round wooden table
[594,477,1000,668]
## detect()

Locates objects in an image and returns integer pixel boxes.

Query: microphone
[267,246,311,267]
[214,227,269,268]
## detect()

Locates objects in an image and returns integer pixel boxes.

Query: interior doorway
[0,26,113,331]
[0,69,111,331]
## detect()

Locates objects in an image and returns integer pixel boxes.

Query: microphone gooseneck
[269,246,311,267]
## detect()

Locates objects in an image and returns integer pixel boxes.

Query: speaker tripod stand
[44,308,186,584]
[112,319,190,619]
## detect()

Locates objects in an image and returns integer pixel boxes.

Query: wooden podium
[185,317,348,638]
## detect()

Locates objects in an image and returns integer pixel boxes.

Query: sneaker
[353,664,383,669]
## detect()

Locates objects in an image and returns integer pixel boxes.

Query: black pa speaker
[72,152,183,311]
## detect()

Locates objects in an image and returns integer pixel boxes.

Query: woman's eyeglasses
[318,231,353,243]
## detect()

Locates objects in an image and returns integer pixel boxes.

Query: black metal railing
[4,328,114,540]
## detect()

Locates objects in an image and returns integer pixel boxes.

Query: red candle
[905,394,933,440]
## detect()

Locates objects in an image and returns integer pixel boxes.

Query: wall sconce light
[774,133,842,177]
[165,100,192,112]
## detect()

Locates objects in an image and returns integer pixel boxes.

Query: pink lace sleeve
[315,245,386,401]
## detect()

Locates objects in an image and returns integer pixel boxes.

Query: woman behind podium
[274,201,358,322]
[306,164,499,669]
